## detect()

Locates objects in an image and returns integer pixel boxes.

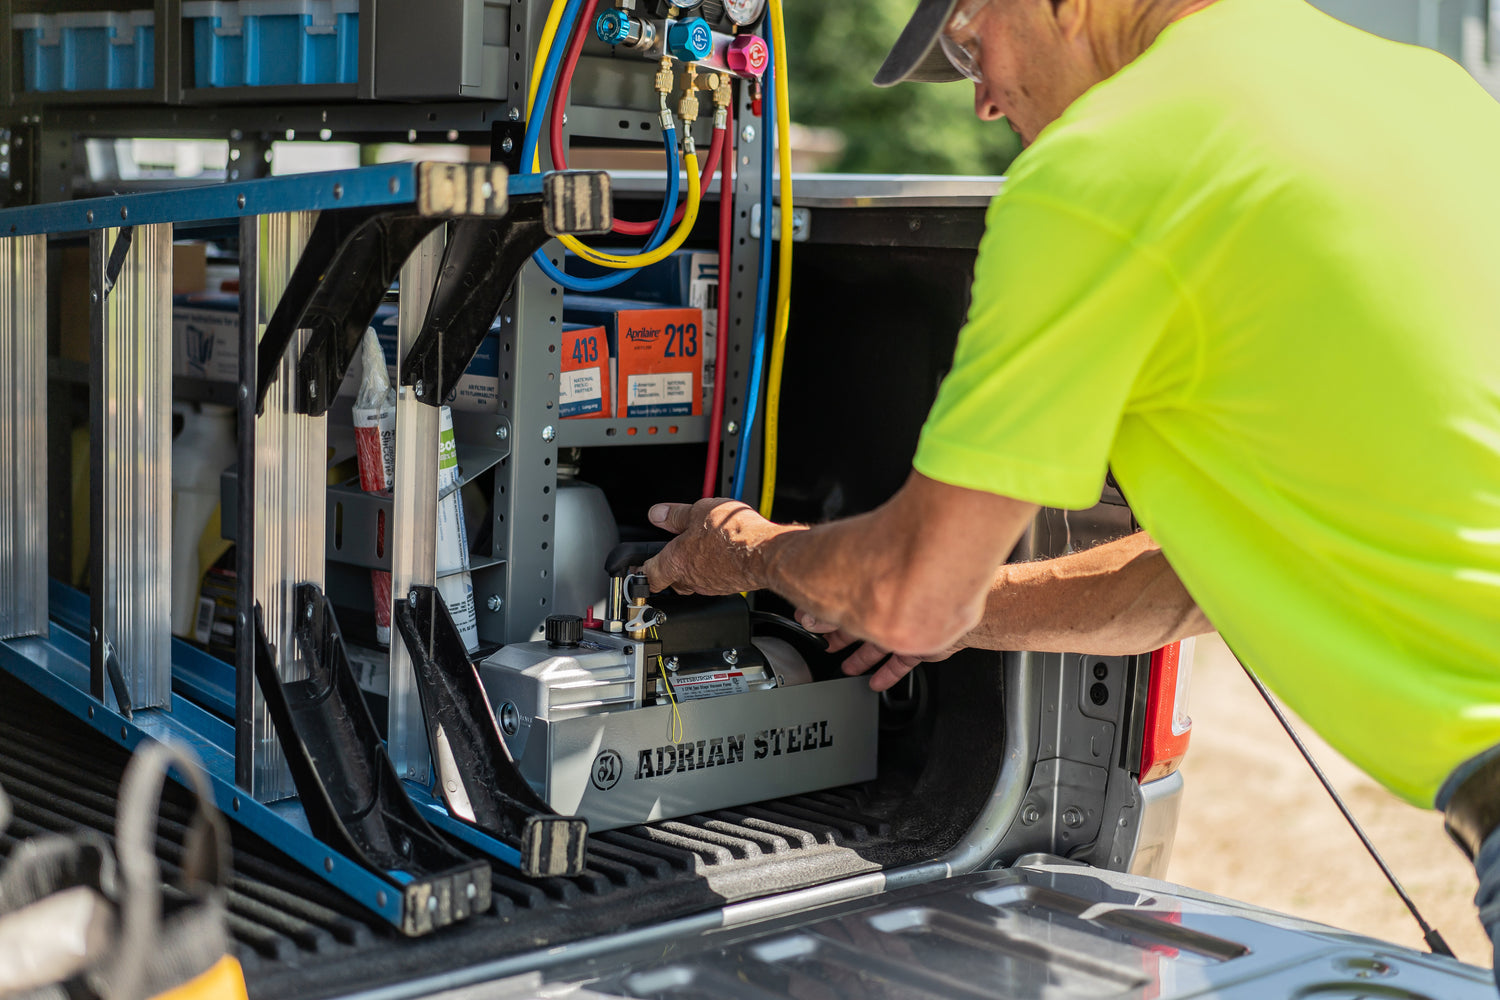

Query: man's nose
[973,84,1004,121]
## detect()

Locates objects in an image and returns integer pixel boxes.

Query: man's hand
[796,610,963,692]
[643,498,801,595]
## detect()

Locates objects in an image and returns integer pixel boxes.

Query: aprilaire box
[560,323,611,419]
[563,297,702,419]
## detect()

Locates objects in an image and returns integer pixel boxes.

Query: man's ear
[1052,0,1091,41]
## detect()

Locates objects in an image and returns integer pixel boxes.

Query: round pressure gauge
[723,0,767,27]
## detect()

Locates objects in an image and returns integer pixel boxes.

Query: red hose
[701,97,733,498]
[549,0,723,235]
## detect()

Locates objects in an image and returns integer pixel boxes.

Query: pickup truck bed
[0,661,1006,1000]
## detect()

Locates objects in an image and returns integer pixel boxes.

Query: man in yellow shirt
[643,0,1500,979]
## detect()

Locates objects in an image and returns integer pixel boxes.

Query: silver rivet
[509,107,521,121]
[487,594,503,612]
[428,896,438,913]
[541,425,555,442]
[324,856,334,872]
[307,379,318,400]
[501,137,514,154]
[446,779,458,792]
[722,648,739,665]
[376,891,387,907]
[409,589,419,606]
[333,183,344,199]
[725,421,738,435]
[238,384,249,400]
[741,125,755,142]
[466,883,477,900]
[85,209,94,223]
[414,379,425,397]
[389,177,399,194]
[236,194,246,209]
[120,207,128,220]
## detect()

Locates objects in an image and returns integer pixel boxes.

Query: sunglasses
[939,0,992,82]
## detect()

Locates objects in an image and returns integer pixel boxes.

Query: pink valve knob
[725,35,769,79]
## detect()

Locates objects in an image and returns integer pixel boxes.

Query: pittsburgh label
[630,720,835,781]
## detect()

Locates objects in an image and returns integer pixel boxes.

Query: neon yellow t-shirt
[913,0,1500,805]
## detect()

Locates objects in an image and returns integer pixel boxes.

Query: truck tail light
[1140,637,1195,782]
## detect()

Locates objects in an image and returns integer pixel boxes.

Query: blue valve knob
[666,16,712,62]
[595,8,633,46]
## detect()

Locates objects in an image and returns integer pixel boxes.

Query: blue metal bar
[49,581,235,719]
[0,166,547,237]
[0,634,405,929]
[406,783,525,871]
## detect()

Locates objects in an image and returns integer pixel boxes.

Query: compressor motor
[479,551,878,831]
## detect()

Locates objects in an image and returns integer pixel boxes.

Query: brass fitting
[677,63,701,125]
[654,57,674,95]
[705,72,732,129]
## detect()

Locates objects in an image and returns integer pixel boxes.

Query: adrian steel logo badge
[591,749,624,791]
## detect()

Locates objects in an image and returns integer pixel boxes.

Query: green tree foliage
[781,0,1023,174]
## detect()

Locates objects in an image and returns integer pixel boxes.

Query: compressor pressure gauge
[722,0,767,27]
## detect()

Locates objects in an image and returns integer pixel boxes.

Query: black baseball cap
[874,0,967,87]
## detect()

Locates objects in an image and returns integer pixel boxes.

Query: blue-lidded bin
[15,10,155,92]
[184,0,360,88]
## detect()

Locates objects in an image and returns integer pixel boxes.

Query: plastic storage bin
[14,10,155,92]
[183,0,360,88]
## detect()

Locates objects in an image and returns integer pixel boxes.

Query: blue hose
[522,0,680,293]
[532,128,681,292]
[732,48,776,501]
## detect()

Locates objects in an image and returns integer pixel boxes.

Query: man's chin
[1001,116,1031,147]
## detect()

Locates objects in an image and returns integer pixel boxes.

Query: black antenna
[1230,648,1455,958]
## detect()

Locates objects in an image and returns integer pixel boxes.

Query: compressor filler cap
[545,614,584,648]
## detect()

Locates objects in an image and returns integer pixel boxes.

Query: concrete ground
[1167,634,1492,967]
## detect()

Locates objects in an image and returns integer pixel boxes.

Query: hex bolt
[487,594,503,612]
[664,656,679,672]
[1020,804,1041,825]
[542,425,556,442]
[722,648,739,665]
[1062,807,1084,828]
[741,125,756,143]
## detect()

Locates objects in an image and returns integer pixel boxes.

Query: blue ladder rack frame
[0,162,591,932]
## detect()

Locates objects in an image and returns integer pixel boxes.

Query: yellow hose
[525,1,702,269]
[757,0,794,518]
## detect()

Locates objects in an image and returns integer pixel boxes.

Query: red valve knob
[725,35,769,79]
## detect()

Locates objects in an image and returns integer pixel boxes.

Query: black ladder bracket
[251,584,492,936]
[394,585,589,878]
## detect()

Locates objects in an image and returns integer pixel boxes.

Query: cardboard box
[173,292,239,382]
[560,323,611,418]
[563,297,703,419]
[62,242,209,363]
[564,251,719,397]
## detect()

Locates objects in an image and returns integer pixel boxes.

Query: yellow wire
[525,3,702,270]
[757,0,794,518]
[651,627,684,743]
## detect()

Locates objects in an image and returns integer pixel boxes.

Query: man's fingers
[822,629,858,654]
[647,502,695,535]
[642,546,677,594]
[840,641,892,676]
[795,609,840,634]
[868,655,919,693]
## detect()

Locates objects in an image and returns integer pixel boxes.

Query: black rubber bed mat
[0,663,1002,1000]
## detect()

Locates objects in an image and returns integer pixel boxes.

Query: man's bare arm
[963,531,1212,653]
[643,472,1038,656]
[803,531,1213,691]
